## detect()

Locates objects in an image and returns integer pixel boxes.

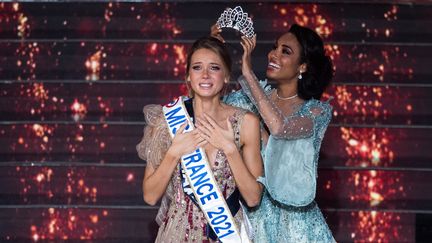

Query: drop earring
[298,72,303,80]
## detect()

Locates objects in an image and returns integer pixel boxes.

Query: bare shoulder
[221,103,239,114]
[222,104,260,131]
[238,111,260,147]
[240,111,260,134]
[243,111,259,125]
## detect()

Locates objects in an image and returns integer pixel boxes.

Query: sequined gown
[224,77,336,243]
[137,104,248,243]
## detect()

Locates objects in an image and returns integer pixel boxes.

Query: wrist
[242,71,255,81]
[223,142,238,156]
[166,148,181,162]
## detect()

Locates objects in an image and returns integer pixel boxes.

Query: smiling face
[187,48,228,98]
[266,32,306,84]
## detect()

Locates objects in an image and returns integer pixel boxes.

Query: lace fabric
[228,75,335,242]
[137,104,251,242]
[248,191,336,243]
[136,104,171,168]
[136,104,173,225]
[223,79,272,115]
[238,75,331,140]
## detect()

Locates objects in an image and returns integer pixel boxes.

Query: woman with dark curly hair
[211,24,336,242]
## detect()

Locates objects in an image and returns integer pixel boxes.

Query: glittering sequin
[137,105,247,243]
[225,76,335,242]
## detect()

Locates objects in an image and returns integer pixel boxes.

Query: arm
[260,102,332,206]
[240,36,314,139]
[197,113,263,207]
[142,147,180,206]
[143,123,206,205]
[138,105,207,205]
[226,112,263,207]
[223,79,272,115]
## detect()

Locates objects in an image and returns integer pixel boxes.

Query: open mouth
[268,62,281,70]
[198,83,213,89]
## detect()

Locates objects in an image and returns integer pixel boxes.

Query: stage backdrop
[0,1,431,242]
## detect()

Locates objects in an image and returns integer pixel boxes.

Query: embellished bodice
[168,148,239,208]
[224,80,332,207]
[224,80,336,242]
[137,104,248,242]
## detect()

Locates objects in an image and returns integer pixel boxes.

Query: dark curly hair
[288,24,334,100]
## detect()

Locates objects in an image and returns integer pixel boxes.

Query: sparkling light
[85,50,103,81]
[3,2,188,241]
[2,3,416,242]
[70,99,87,122]
[269,4,410,242]
[126,173,134,182]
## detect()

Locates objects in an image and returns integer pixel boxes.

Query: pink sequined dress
[137,104,248,243]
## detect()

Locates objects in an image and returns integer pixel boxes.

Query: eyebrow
[274,41,293,50]
[191,62,221,66]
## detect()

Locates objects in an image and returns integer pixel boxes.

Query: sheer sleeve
[258,99,332,206]
[238,75,314,140]
[223,79,272,115]
[136,104,172,225]
[136,104,171,169]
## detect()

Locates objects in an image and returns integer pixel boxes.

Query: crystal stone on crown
[216,6,255,38]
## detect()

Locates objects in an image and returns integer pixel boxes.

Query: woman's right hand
[210,23,225,43]
[240,35,257,76]
[167,122,207,159]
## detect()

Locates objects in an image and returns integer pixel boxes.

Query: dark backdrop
[1,1,431,242]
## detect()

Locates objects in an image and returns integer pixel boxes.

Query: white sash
[162,96,249,243]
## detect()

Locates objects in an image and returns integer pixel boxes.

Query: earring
[298,73,303,80]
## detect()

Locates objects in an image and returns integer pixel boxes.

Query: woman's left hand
[196,113,236,153]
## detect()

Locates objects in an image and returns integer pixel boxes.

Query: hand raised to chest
[196,113,237,155]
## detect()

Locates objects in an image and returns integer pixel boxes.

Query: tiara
[216,6,255,38]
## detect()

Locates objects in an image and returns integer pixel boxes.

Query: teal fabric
[223,79,271,115]
[225,87,335,243]
[260,136,315,207]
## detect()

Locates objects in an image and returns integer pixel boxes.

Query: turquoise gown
[224,77,335,243]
